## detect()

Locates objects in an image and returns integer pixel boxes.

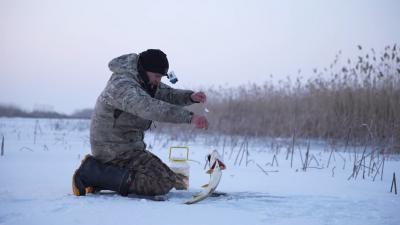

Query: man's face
[146,71,163,88]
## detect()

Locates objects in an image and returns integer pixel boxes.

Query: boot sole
[72,154,95,196]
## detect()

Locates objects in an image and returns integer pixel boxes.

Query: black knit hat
[138,49,169,75]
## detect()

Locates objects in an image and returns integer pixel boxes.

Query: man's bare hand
[191,115,208,129]
[191,91,207,103]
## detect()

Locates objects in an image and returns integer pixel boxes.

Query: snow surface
[0,118,399,225]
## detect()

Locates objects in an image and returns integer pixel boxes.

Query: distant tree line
[0,104,93,119]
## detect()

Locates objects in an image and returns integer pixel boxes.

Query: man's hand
[191,114,208,129]
[191,91,207,103]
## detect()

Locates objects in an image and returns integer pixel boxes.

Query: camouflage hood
[108,53,139,74]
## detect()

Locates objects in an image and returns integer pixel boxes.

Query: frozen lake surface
[0,118,399,225]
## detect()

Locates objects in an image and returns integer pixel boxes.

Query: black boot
[72,154,133,196]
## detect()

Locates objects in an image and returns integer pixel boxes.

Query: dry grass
[156,45,400,152]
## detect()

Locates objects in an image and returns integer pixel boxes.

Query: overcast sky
[1,0,399,114]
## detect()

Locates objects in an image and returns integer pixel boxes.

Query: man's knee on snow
[129,182,173,196]
[128,172,174,196]
[157,179,175,195]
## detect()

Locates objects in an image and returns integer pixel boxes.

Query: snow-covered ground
[0,118,399,225]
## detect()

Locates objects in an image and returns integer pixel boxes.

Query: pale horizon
[1,0,399,114]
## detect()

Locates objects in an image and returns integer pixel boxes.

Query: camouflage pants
[108,150,177,196]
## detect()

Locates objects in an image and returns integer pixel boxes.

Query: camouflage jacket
[90,53,195,163]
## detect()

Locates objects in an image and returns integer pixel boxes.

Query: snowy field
[0,118,399,225]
